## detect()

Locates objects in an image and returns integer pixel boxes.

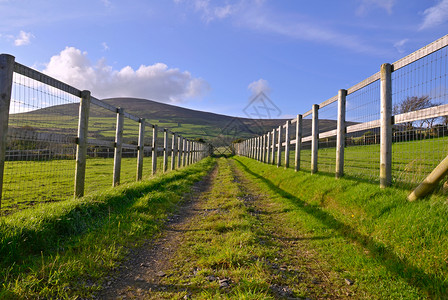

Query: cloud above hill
[43,47,209,103]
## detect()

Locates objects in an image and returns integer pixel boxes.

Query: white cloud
[248,78,270,97]
[14,30,34,46]
[393,38,409,54]
[356,0,396,16]
[43,47,209,103]
[102,42,109,51]
[420,0,448,30]
[175,0,239,22]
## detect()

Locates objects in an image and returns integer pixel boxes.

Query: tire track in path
[97,158,353,299]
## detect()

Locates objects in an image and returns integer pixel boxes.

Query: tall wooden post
[380,63,392,188]
[284,120,291,169]
[295,114,302,172]
[266,132,271,164]
[136,118,145,181]
[0,54,15,208]
[171,132,177,170]
[261,134,266,163]
[177,136,182,168]
[187,139,191,165]
[74,90,91,197]
[182,138,186,167]
[163,129,168,172]
[277,126,282,167]
[113,108,124,186]
[152,124,158,175]
[336,89,346,178]
[311,104,319,174]
[271,128,276,165]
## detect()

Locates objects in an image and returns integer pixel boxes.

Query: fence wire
[85,104,117,193]
[3,72,79,213]
[344,80,381,181]
[392,45,448,187]
[299,114,313,171]
[318,101,338,174]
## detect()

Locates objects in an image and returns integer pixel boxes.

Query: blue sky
[0,0,447,118]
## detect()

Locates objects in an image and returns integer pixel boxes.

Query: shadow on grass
[0,159,216,267]
[233,158,446,298]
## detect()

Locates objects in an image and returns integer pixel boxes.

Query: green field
[263,136,448,189]
[1,156,176,215]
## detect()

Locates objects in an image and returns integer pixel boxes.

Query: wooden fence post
[163,128,168,172]
[177,136,182,168]
[152,124,158,175]
[266,132,271,164]
[295,114,302,172]
[171,132,177,170]
[336,89,346,178]
[186,140,190,166]
[271,128,276,165]
[74,90,91,197]
[182,138,186,167]
[277,126,282,167]
[0,54,15,208]
[311,104,319,174]
[136,118,145,181]
[113,107,124,186]
[380,63,392,188]
[261,134,266,163]
[285,120,290,169]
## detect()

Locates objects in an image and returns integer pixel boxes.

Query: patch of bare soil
[96,165,218,299]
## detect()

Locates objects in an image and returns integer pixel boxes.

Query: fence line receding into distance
[236,34,448,190]
[0,55,210,214]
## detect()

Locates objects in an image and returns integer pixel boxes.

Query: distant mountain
[10,97,343,146]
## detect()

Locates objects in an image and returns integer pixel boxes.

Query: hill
[8,97,343,146]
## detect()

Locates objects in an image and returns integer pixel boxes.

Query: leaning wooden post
[271,128,276,165]
[336,89,347,179]
[408,154,448,201]
[380,63,392,188]
[177,135,182,168]
[0,54,15,209]
[311,104,319,174]
[277,126,282,167]
[113,108,124,186]
[136,118,145,181]
[284,120,291,169]
[171,132,177,170]
[74,90,91,197]
[295,114,302,172]
[152,124,158,175]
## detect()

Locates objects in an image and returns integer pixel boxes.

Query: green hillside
[8,98,292,146]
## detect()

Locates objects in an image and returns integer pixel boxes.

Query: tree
[393,95,439,129]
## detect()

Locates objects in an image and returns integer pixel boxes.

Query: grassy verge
[233,156,448,299]
[0,157,215,299]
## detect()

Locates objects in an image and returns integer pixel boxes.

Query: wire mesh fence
[0,56,209,215]
[318,101,338,174]
[391,45,448,187]
[344,80,381,181]
[3,71,79,213]
[236,34,448,194]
